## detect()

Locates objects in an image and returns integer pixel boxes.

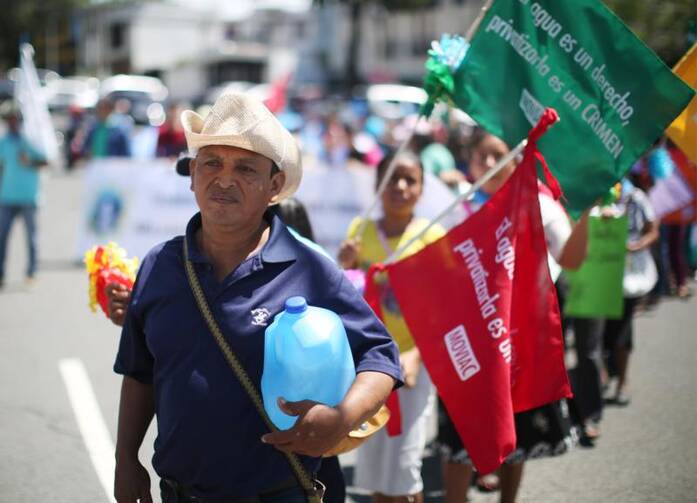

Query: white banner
[76,158,196,261]
[76,157,466,262]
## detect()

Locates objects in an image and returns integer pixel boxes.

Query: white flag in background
[16,43,60,165]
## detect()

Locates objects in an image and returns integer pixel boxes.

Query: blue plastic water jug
[261,296,356,430]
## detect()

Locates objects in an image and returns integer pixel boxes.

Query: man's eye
[204,160,220,167]
[238,165,255,173]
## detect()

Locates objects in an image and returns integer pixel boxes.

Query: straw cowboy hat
[180,92,302,202]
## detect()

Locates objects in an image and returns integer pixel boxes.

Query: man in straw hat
[113,92,402,503]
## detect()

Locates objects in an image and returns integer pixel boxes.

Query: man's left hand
[261,398,351,457]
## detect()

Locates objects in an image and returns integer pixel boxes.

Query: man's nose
[485,154,497,170]
[396,178,408,190]
[216,165,237,188]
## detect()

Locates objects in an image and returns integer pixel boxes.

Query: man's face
[190,145,286,228]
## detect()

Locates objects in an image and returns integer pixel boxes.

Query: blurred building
[75,1,307,102]
[76,2,212,92]
[74,0,484,99]
[308,0,486,88]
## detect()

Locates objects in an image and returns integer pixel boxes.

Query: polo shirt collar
[184,210,297,265]
[184,213,207,263]
[260,210,297,264]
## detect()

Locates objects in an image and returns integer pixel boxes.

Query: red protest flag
[264,73,292,113]
[383,109,571,474]
[364,264,403,436]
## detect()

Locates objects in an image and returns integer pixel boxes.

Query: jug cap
[285,296,307,314]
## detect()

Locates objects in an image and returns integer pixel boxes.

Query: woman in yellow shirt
[339,150,444,503]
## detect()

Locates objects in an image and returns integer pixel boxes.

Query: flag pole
[465,0,495,42]
[353,118,420,239]
[384,138,527,265]
[354,0,493,242]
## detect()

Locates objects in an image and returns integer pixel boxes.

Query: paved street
[1,170,696,502]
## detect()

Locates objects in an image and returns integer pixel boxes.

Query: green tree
[314,0,435,93]
[603,0,696,66]
[0,0,88,72]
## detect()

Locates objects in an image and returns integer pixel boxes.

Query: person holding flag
[338,150,445,503]
[380,0,691,497]
[437,127,590,503]
[0,104,48,289]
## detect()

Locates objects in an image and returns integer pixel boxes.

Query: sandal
[584,421,601,439]
[475,473,500,493]
[677,285,693,300]
[614,390,631,407]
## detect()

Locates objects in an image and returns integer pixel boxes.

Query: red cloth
[156,123,187,157]
[364,264,402,436]
[265,73,292,113]
[381,109,571,473]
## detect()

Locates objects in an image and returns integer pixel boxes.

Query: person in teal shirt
[0,107,47,287]
[81,98,131,159]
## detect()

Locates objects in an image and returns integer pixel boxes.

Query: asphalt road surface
[1,170,695,502]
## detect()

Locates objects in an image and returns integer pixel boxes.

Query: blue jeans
[0,204,38,281]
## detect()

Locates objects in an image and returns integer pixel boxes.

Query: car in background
[363,84,428,120]
[0,78,14,105]
[202,81,256,106]
[2,67,60,108]
[201,81,272,106]
[7,67,60,87]
[100,74,169,125]
[44,76,100,112]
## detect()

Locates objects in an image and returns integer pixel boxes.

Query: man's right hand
[114,457,152,503]
[106,282,132,327]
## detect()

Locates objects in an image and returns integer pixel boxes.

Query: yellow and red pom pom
[84,242,139,316]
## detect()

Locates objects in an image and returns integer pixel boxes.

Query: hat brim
[181,109,300,202]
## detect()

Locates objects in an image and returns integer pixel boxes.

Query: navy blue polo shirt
[114,211,402,498]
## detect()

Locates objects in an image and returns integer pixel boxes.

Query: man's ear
[268,170,286,204]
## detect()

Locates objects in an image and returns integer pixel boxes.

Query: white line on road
[59,358,117,503]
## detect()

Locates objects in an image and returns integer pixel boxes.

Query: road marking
[59,358,117,503]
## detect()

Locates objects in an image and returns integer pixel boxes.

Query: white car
[364,84,428,120]
[100,74,169,125]
[44,76,100,111]
[202,81,271,106]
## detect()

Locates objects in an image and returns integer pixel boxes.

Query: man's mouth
[210,193,238,204]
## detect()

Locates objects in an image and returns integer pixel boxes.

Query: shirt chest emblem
[251,307,271,327]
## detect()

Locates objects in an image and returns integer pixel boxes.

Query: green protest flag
[447,0,695,212]
[564,215,628,319]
